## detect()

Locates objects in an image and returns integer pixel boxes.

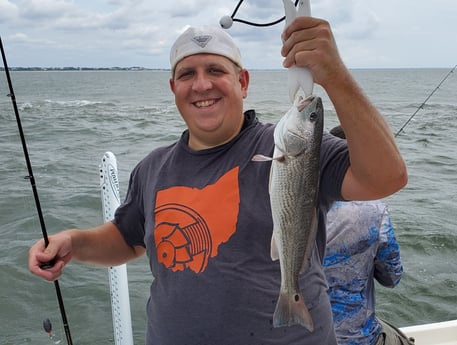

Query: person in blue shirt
[324,126,414,345]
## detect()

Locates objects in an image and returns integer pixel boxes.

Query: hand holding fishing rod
[0,36,73,345]
[29,233,74,281]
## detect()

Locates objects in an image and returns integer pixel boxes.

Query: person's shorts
[376,318,415,345]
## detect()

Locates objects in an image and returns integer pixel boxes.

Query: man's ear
[169,78,175,94]
[239,69,250,99]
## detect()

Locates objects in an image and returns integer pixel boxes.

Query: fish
[254,95,323,331]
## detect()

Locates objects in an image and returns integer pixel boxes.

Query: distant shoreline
[0,66,167,71]
[0,66,452,72]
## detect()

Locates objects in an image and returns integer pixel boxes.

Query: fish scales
[270,96,323,331]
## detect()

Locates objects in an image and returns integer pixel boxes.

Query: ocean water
[0,69,456,344]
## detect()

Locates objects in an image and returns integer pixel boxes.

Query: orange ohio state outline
[154,167,240,273]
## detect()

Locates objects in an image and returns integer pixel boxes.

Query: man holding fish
[29,14,407,345]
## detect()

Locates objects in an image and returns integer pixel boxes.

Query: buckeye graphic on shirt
[154,167,240,274]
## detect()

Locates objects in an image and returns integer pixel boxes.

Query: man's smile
[194,99,218,108]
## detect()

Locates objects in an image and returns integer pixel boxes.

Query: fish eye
[309,112,317,121]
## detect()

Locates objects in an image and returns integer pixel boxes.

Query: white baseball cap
[170,26,242,73]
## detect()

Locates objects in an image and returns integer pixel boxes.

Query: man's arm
[28,221,145,281]
[374,207,403,287]
[282,17,408,200]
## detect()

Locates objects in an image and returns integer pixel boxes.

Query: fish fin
[299,258,310,274]
[273,291,314,331]
[251,154,285,162]
[270,232,279,261]
[300,210,318,273]
[252,154,273,162]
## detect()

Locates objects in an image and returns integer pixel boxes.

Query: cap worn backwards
[170,26,242,73]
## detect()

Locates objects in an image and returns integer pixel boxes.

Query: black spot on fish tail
[273,291,314,331]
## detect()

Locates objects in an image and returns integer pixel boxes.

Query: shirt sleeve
[373,205,403,287]
[113,163,147,247]
[319,133,350,206]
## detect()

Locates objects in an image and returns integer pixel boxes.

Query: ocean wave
[44,99,117,107]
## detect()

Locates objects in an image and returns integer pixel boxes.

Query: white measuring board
[100,151,134,345]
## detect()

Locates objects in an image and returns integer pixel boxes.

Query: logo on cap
[192,35,212,48]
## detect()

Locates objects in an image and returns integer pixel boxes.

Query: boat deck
[401,320,457,345]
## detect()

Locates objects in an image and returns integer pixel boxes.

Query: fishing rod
[395,64,457,137]
[0,36,74,345]
[220,0,300,28]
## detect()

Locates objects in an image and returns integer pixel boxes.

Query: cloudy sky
[1,0,456,69]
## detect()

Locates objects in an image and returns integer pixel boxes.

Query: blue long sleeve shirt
[323,200,403,345]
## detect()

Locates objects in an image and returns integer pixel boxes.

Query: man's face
[170,53,249,150]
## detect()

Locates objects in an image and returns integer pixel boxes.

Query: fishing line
[0,36,74,345]
[395,64,457,137]
[220,0,300,28]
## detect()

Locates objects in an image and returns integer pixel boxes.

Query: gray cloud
[1,0,455,68]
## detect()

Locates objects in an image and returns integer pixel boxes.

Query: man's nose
[192,73,212,91]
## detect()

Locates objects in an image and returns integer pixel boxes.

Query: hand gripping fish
[283,0,314,101]
[253,96,323,330]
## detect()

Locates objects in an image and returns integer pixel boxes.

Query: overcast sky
[1,0,456,69]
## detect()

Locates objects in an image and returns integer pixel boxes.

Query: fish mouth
[296,95,315,112]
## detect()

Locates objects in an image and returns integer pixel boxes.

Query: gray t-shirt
[114,110,349,345]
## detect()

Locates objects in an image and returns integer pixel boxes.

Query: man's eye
[209,68,224,74]
[177,71,194,79]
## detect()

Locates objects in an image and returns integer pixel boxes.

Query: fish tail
[273,291,314,332]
